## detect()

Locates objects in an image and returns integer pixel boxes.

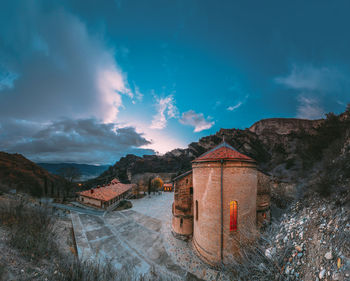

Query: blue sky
[0,0,349,164]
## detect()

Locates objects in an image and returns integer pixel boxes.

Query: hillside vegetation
[0,152,68,198]
[90,109,350,198]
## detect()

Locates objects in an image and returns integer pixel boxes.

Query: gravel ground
[265,191,350,281]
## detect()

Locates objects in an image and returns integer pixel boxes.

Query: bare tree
[58,166,81,183]
[58,166,81,199]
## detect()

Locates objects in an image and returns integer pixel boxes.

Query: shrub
[316,176,332,197]
[0,262,5,280]
[0,200,57,260]
[285,158,295,170]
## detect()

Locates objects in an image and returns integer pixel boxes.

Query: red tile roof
[77,179,134,202]
[193,142,255,162]
[163,183,172,187]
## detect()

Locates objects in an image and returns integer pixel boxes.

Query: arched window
[180,218,183,227]
[196,200,198,221]
[230,201,238,231]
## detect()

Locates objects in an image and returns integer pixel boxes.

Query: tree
[58,166,81,183]
[58,166,81,199]
[151,177,164,193]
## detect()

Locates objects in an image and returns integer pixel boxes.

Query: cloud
[0,118,153,164]
[0,1,134,123]
[150,95,178,129]
[0,70,19,91]
[296,95,325,119]
[275,64,346,92]
[179,110,214,132]
[275,63,350,118]
[227,101,243,111]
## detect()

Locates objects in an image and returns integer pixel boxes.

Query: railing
[106,192,133,211]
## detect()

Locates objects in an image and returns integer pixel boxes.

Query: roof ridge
[194,141,254,162]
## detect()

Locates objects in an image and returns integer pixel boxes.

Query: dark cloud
[0,0,151,164]
[0,118,153,164]
[0,0,133,123]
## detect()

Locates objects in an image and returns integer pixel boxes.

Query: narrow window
[230,201,238,232]
[196,200,198,221]
[180,218,183,227]
[190,187,193,194]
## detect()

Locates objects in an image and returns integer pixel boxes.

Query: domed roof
[193,141,255,163]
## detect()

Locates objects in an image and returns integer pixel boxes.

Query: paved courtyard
[71,192,228,281]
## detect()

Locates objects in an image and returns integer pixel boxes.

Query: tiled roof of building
[77,179,134,202]
[172,170,192,182]
[193,141,255,162]
[164,183,172,187]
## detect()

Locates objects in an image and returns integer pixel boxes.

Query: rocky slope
[249,118,323,135]
[265,189,350,280]
[0,152,65,197]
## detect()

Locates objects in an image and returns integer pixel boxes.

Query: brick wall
[192,161,257,265]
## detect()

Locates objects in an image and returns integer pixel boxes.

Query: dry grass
[0,199,57,260]
[0,198,173,281]
[220,222,293,281]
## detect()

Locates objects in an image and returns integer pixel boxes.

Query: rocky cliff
[249,118,323,135]
[90,110,349,195]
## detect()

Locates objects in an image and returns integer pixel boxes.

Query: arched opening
[230,201,238,232]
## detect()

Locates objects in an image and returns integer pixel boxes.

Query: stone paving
[71,192,229,280]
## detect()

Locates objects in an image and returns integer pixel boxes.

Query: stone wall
[79,195,102,208]
[172,172,193,237]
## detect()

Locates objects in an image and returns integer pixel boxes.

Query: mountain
[37,163,110,181]
[89,109,350,198]
[0,152,66,197]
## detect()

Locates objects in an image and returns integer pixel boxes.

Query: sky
[0,0,349,165]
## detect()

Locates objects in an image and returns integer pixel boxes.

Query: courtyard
[71,192,229,281]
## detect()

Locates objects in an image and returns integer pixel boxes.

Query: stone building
[171,140,271,266]
[77,179,134,209]
[171,170,193,238]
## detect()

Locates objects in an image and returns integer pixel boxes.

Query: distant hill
[0,152,66,197]
[37,163,110,181]
[90,109,350,198]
